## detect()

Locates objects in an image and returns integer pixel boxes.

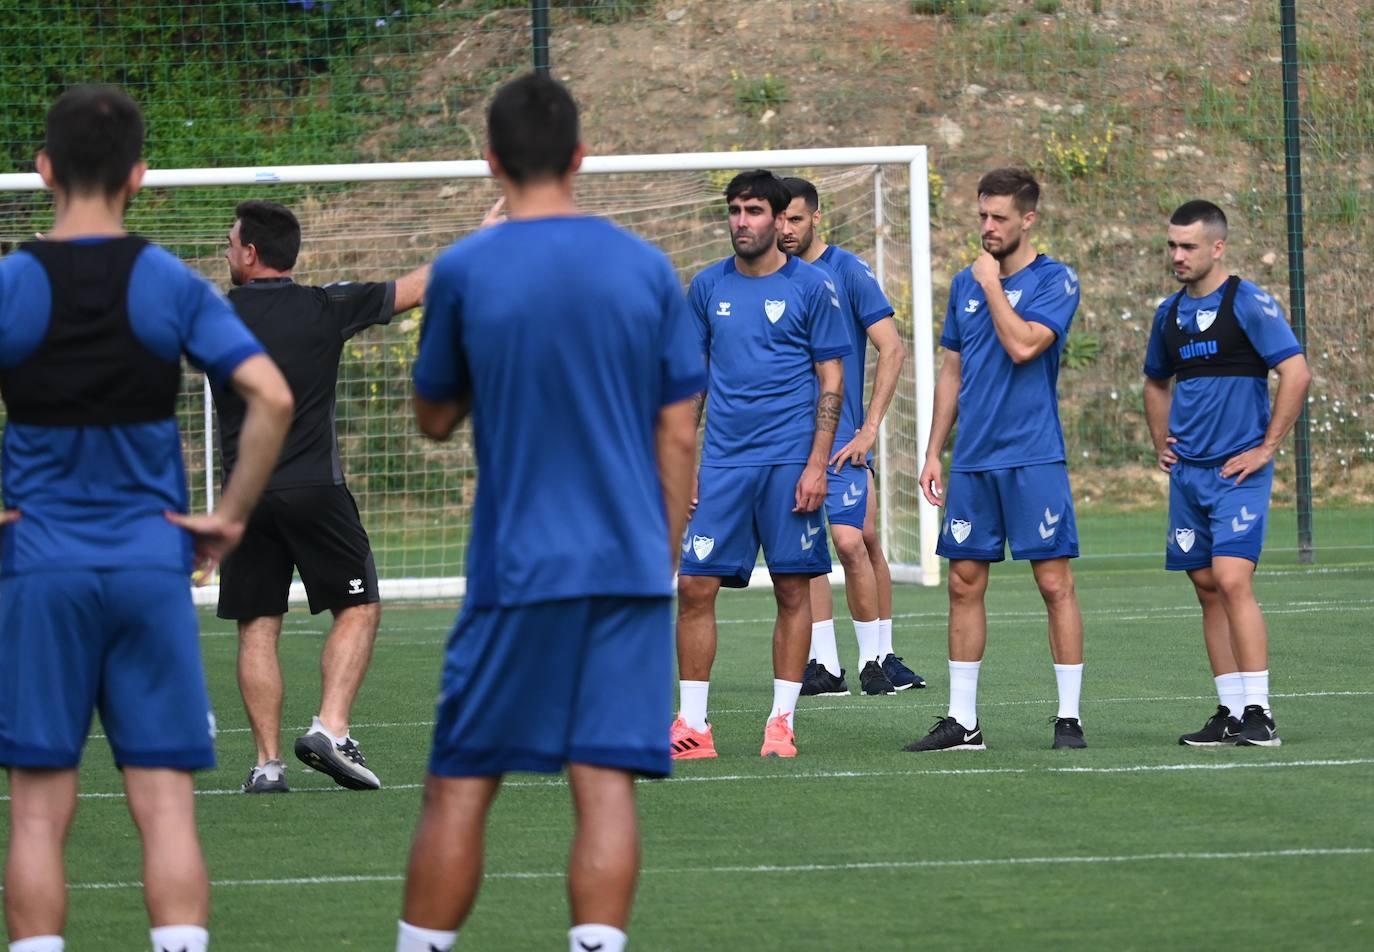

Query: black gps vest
[1160,275,1268,381]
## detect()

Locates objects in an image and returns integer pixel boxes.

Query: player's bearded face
[225,220,247,286]
[978,194,1031,261]
[777,197,815,258]
[728,198,780,260]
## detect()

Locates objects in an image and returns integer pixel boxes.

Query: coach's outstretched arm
[918,350,961,506]
[795,358,843,512]
[393,199,509,313]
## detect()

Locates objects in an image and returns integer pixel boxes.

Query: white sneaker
[293,730,380,790]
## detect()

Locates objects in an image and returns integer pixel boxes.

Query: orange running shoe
[759,714,797,758]
[670,716,717,760]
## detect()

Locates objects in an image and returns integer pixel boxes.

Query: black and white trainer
[1051,716,1087,749]
[242,758,289,794]
[902,716,985,752]
[859,659,896,696]
[1236,704,1281,747]
[294,730,381,789]
[1178,705,1242,746]
[801,661,850,697]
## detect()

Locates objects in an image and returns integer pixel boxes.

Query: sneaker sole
[671,748,718,760]
[903,743,986,752]
[243,781,289,794]
[1052,740,1088,750]
[761,749,797,758]
[293,735,381,790]
[1178,738,1238,747]
[812,689,851,697]
[1237,736,1282,747]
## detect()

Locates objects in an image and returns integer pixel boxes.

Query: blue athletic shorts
[936,463,1079,562]
[0,569,216,771]
[1166,460,1273,570]
[429,596,674,778]
[679,463,832,587]
[824,463,871,530]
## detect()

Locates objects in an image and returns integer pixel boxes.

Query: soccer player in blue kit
[777,176,924,698]
[1144,201,1310,748]
[0,86,293,952]
[671,171,850,760]
[908,167,1088,752]
[396,74,702,952]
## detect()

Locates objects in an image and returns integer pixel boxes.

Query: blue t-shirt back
[814,245,895,447]
[688,255,850,466]
[0,240,264,575]
[413,215,706,609]
[940,254,1080,472]
[1143,277,1302,463]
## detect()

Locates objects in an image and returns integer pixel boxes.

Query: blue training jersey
[414,215,706,609]
[940,253,1080,472]
[814,245,895,450]
[1144,277,1302,464]
[688,255,850,466]
[0,239,263,575]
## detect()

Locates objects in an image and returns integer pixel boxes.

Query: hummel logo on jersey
[207,711,218,739]
[348,578,364,595]
[862,263,877,282]
[716,300,732,317]
[1064,266,1079,296]
[1005,288,1023,308]
[1231,505,1258,534]
[692,535,715,560]
[1196,308,1218,332]
[1038,507,1061,540]
[1254,292,1280,318]
[764,299,787,323]
[824,278,837,294]
[964,298,979,313]
[681,532,692,555]
[950,518,971,544]
[1175,527,1196,552]
[841,481,861,507]
[800,521,821,551]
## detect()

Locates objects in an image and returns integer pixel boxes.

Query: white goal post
[0,146,940,600]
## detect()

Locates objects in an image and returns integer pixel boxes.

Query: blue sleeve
[939,276,962,352]
[0,252,53,370]
[412,252,468,402]
[1143,303,1174,380]
[845,256,894,328]
[658,258,707,406]
[807,277,851,363]
[686,269,711,357]
[1020,264,1079,340]
[1235,283,1302,367]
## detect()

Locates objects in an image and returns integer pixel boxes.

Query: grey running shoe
[294,730,381,789]
[243,759,289,794]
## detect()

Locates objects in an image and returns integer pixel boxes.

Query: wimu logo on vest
[1178,339,1219,360]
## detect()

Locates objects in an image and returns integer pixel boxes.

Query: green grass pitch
[3,516,1372,949]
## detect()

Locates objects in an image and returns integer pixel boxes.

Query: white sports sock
[10,936,64,952]
[397,921,456,952]
[878,618,895,658]
[810,618,841,675]
[770,679,802,729]
[679,680,710,732]
[1240,669,1270,714]
[569,924,627,952]
[1053,663,1083,721]
[852,618,881,667]
[1215,672,1245,718]
[947,660,981,729]
[150,925,207,952]
[310,715,346,745]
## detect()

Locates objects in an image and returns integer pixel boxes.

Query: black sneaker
[294,731,381,789]
[859,659,896,695]
[1051,716,1087,749]
[902,716,985,751]
[881,653,925,690]
[1236,704,1281,747]
[242,759,289,793]
[801,661,850,697]
[1178,705,1242,746]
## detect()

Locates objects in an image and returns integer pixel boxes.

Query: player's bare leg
[123,767,209,928]
[1031,557,1086,748]
[237,615,285,765]
[1211,555,1278,746]
[831,523,892,694]
[318,601,381,737]
[400,774,502,931]
[1179,565,1247,746]
[567,764,639,930]
[760,573,811,756]
[4,767,77,942]
[675,576,722,681]
[862,476,921,688]
[904,559,989,751]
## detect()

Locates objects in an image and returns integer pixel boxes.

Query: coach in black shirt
[214,199,428,794]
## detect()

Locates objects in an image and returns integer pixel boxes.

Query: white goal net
[0,146,938,601]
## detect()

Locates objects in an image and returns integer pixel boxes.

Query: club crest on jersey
[1005,288,1023,309]
[691,535,715,561]
[1174,527,1195,553]
[1195,308,1218,332]
[764,299,786,323]
[950,519,972,544]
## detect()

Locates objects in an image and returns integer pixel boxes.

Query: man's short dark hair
[977,167,1040,213]
[1170,200,1229,238]
[236,200,301,271]
[725,170,791,215]
[780,176,819,212]
[487,73,579,184]
[44,85,145,198]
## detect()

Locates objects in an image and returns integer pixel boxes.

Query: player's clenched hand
[1156,435,1180,474]
[794,461,826,513]
[164,511,247,585]
[971,251,1000,289]
[1220,443,1274,486]
[829,427,875,473]
[918,456,944,508]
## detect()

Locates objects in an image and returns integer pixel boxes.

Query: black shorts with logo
[217,484,379,619]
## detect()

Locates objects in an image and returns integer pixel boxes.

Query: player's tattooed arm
[795,357,844,513]
[816,390,841,434]
[692,389,706,427]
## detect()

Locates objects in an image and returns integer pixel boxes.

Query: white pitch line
[26,846,1373,894]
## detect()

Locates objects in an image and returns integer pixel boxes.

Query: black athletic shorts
[217,485,379,619]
